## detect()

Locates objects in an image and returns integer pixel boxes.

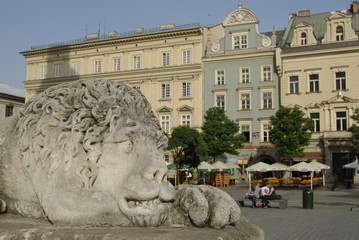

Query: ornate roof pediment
[156,106,173,113]
[177,105,194,112]
[294,22,314,28]
[327,11,351,20]
[305,103,322,109]
[324,91,356,104]
[223,8,257,26]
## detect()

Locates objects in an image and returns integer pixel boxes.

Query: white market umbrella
[246,161,278,172]
[196,161,216,172]
[271,162,289,171]
[343,159,359,169]
[225,161,240,170]
[246,162,279,188]
[288,162,321,190]
[309,161,330,187]
[212,161,231,172]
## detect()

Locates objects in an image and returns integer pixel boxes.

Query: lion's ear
[124,141,134,154]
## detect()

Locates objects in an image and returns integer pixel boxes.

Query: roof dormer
[291,22,317,47]
[322,11,358,43]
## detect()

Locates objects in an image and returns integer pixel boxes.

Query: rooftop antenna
[104,18,107,36]
[98,22,101,35]
[84,24,88,36]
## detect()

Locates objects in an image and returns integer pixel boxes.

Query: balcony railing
[30,22,201,51]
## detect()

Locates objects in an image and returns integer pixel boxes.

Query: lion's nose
[143,160,168,182]
[159,180,175,202]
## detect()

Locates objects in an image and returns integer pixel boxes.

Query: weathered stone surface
[0,79,262,238]
[0,214,264,240]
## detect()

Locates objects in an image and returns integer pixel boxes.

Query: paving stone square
[221,183,359,240]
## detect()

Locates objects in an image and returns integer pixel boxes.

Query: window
[40,65,47,79]
[181,114,191,126]
[54,64,62,77]
[94,60,102,73]
[336,26,344,41]
[216,95,225,108]
[182,82,191,97]
[161,84,170,98]
[133,56,141,69]
[240,93,251,110]
[113,58,121,71]
[335,72,346,90]
[241,125,251,142]
[336,112,347,131]
[5,105,13,117]
[182,50,191,64]
[164,155,169,163]
[240,68,250,83]
[262,66,271,82]
[289,76,299,94]
[233,34,248,49]
[309,74,319,92]
[301,32,307,45]
[160,115,171,134]
[262,124,272,142]
[262,92,272,109]
[310,113,320,132]
[162,52,170,67]
[71,62,80,76]
[216,70,225,85]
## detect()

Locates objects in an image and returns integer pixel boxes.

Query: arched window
[336,26,344,41]
[300,32,307,45]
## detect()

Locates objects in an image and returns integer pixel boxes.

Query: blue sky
[0,0,351,89]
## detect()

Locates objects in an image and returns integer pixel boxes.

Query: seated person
[245,186,257,208]
[260,183,273,208]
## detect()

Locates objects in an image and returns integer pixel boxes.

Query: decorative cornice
[21,28,202,57]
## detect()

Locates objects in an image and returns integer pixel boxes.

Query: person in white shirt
[260,184,272,208]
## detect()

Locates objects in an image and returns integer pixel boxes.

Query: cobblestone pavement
[221,183,359,240]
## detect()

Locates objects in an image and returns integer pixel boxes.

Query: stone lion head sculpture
[0,79,241,229]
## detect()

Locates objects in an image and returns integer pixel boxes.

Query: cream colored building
[276,3,359,181]
[0,83,25,121]
[21,24,206,132]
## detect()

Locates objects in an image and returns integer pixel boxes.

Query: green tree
[270,106,313,159]
[167,125,208,172]
[349,108,359,159]
[201,107,245,161]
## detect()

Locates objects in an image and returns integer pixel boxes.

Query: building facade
[21,24,207,133]
[203,4,280,165]
[0,83,25,121]
[277,2,359,181]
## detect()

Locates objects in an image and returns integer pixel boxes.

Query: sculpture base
[0,214,263,240]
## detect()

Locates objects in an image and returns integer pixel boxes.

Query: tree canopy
[167,125,208,169]
[270,106,313,158]
[349,108,359,159]
[201,107,245,160]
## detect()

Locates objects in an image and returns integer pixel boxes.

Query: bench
[238,198,288,209]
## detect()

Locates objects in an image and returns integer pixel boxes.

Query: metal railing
[30,22,201,50]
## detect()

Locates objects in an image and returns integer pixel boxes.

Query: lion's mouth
[118,197,169,227]
[127,198,161,208]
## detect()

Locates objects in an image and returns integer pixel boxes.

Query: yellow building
[0,83,25,121]
[276,3,359,181]
[21,23,206,133]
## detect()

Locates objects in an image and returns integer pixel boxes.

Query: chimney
[298,10,310,17]
[288,13,297,21]
[352,1,359,13]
